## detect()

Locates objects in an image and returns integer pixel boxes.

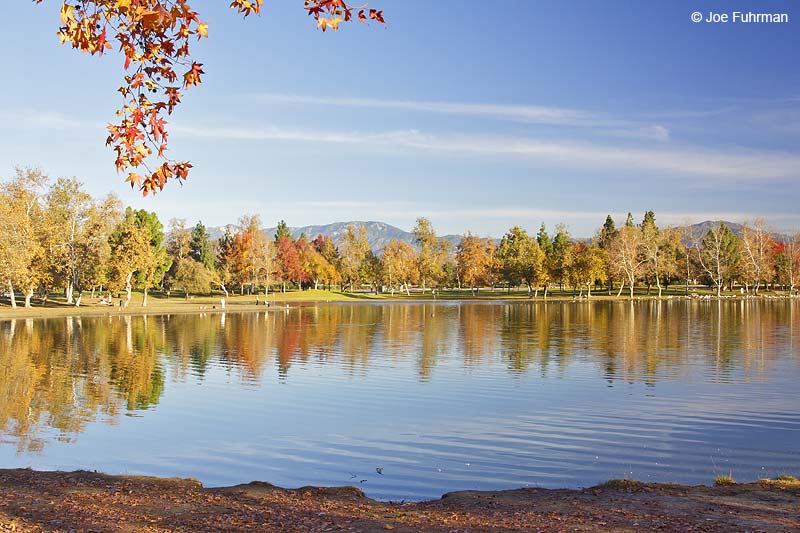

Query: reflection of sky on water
[0,300,798,500]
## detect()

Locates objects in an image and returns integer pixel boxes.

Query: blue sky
[1,1,799,237]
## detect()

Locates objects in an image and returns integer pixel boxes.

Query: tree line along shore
[2,167,799,312]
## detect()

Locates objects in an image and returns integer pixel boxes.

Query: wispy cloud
[253,93,670,140]
[5,108,798,183]
[174,123,800,181]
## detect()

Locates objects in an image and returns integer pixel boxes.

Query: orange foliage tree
[35,1,385,195]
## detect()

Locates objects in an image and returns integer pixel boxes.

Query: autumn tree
[569,242,607,297]
[310,234,340,289]
[275,235,303,292]
[775,232,800,294]
[136,209,170,305]
[240,214,275,292]
[740,219,775,294]
[37,0,385,194]
[413,217,450,292]
[80,194,124,297]
[456,233,496,294]
[695,223,740,297]
[639,212,680,297]
[43,177,94,304]
[381,239,419,295]
[339,224,371,292]
[608,225,647,298]
[0,168,50,308]
[304,235,339,290]
[109,209,152,305]
[597,214,618,294]
[166,218,192,262]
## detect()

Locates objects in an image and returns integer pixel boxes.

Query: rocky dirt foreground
[0,469,798,532]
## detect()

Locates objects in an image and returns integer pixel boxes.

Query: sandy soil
[0,469,797,532]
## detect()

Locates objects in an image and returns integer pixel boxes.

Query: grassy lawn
[0,285,791,320]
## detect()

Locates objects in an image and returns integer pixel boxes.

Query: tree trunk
[8,281,17,309]
[617,281,624,297]
[543,285,548,298]
[142,287,148,307]
[716,282,722,297]
[629,282,634,298]
[125,272,133,306]
[66,282,74,304]
[656,276,662,297]
[75,293,82,307]
[587,284,592,298]
[24,287,34,308]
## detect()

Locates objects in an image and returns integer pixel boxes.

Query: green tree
[597,214,618,294]
[129,209,171,306]
[551,224,572,290]
[170,258,214,296]
[274,220,292,242]
[190,221,215,271]
[497,226,545,294]
[598,215,618,249]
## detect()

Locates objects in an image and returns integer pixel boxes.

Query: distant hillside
[685,220,745,238]
[208,221,463,253]
[206,219,777,253]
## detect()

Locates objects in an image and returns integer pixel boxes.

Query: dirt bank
[0,470,797,532]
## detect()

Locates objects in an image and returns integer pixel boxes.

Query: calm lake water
[1,300,798,501]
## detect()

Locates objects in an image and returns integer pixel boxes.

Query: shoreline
[0,468,797,532]
[1,289,796,321]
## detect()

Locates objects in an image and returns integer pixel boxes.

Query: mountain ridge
[205,219,757,253]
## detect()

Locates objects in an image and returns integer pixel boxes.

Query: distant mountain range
[206,219,771,254]
[208,221,463,253]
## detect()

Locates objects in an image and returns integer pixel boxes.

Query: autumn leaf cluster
[35,1,384,195]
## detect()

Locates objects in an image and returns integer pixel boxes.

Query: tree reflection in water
[0,300,797,452]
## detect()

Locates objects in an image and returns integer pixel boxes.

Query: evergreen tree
[190,221,215,270]
[536,223,553,257]
[274,220,292,242]
[598,215,618,249]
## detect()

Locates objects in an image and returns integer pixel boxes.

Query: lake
[0,300,798,501]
